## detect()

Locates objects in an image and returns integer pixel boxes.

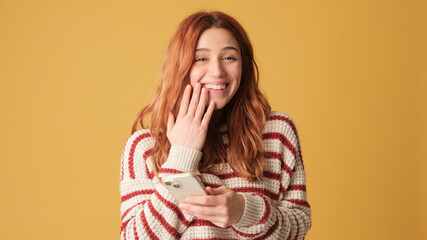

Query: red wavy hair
[132,11,271,182]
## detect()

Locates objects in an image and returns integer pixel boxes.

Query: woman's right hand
[167,83,215,151]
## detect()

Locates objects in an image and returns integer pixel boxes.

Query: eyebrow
[195,46,239,53]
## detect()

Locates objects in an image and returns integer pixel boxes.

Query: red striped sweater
[120,111,311,239]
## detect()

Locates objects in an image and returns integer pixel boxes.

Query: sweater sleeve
[231,114,311,239]
[119,130,202,240]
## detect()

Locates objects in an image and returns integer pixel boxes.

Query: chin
[211,100,228,110]
[214,105,225,110]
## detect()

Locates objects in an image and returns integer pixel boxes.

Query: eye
[222,56,237,61]
[194,57,208,62]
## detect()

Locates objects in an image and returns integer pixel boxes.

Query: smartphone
[161,173,207,202]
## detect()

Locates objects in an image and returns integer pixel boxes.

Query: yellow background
[1,0,426,239]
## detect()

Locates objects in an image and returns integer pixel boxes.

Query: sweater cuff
[160,146,202,175]
[234,193,266,227]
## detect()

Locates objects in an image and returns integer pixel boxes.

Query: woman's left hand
[179,186,245,228]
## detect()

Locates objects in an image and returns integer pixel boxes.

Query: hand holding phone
[161,173,207,203]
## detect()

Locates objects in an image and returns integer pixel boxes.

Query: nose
[208,59,225,77]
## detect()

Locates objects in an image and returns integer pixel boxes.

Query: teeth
[205,84,226,90]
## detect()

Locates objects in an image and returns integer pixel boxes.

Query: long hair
[132,11,271,182]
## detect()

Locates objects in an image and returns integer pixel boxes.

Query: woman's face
[189,28,242,110]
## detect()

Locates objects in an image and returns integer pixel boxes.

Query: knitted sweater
[120,111,311,239]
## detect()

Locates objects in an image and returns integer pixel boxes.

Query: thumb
[206,186,229,195]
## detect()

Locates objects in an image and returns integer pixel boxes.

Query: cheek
[226,65,242,83]
[189,67,205,86]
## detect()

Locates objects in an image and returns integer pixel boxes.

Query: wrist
[235,194,245,223]
[233,193,266,227]
[159,146,202,176]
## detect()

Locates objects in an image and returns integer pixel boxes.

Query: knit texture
[120,111,311,239]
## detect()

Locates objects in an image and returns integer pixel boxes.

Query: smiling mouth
[203,83,228,90]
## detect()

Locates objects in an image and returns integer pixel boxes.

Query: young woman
[120,11,311,239]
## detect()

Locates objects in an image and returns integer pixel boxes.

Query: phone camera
[165,181,171,186]
[173,184,181,189]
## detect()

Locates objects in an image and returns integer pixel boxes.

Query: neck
[211,109,224,125]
